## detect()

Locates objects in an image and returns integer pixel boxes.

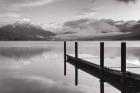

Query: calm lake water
[0,41,140,93]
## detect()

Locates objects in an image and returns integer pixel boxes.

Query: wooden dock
[64,41,140,93]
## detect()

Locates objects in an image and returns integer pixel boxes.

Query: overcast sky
[0,0,139,25]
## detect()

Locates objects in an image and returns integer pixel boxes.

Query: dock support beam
[75,41,78,86]
[100,42,104,93]
[121,42,126,93]
[64,41,67,76]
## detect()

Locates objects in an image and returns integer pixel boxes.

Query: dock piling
[64,41,67,76]
[100,42,104,93]
[121,42,127,93]
[75,41,78,86]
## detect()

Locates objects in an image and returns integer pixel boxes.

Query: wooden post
[100,42,104,93]
[64,41,67,76]
[121,42,126,93]
[75,41,78,86]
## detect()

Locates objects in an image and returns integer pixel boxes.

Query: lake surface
[0,41,140,93]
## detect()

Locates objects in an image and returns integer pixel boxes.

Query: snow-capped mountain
[0,22,55,40]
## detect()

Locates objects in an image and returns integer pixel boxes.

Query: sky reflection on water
[1,41,140,93]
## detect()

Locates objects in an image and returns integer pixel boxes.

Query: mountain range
[0,22,55,41]
[1,19,140,41]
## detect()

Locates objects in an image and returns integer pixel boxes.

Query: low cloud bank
[53,18,140,40]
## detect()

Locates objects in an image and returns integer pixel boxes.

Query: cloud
[42,22,63,33]
[7,13,21,18]
[13,0,55,7]
[0,12,32,24]
[0,13,21,18]
[75,8,97,20]
[116,0,137,3]
[0,0,58,11]
[88,0,137,4]
[90,0,137,3]
[67,12,96,22]
[63,18,121,34]
[22,18,31,22]
[54,18,129,40]
[79,8,97,14]
[0,13,22,23]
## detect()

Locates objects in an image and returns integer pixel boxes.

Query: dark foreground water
[0,41,140,93]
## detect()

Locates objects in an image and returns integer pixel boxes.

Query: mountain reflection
[0,47,50,60]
